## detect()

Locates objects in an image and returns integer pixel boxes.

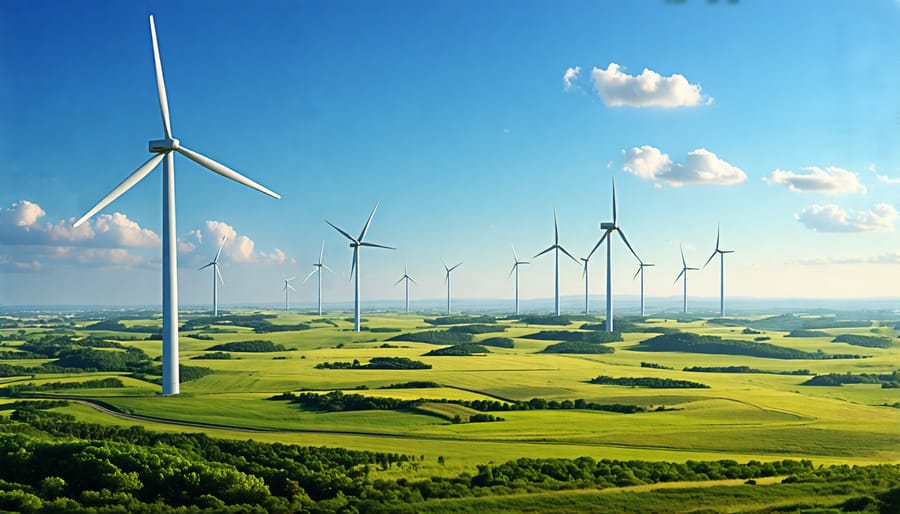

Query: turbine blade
[612,177,617,225]
[582,260,588,279]
[303,268,317,282]
[319,240,325,263]
[441,257,448,270]
[73,153,165,228]
[285,276,296,281]
[358,203,379,242]
[680,244,686,268]
[175,145,281,199]
[359,242,395,250]
[508,263,517,279]
[325,220,356,242]
[408,276,417,284]
[645,263,655,267]
[322,264,334,272]
[633,266,641,280]
[534,245,554,259]
[287,284,296,291]
[449,262,463,272]
[199,262,214,271]
[394,275,404,286]
[673,268,685,285]
[512,244,520,262]
[617,228,640,262]
[586,231,608,261]
[350,248,358,278]
[559,245,580,264]
[702,250,717,269]
[213,235,227,263]
[715,224,721,251]
[553,210,559,244]
[148,15,172,139]
[215,265,224,285]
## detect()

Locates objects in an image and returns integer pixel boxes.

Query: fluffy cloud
[795,203,898,232]
[877,174,900,185]
[0,200,45,226]
[563,66,581,91]
[765,166,867,194]
[796,252,900,265]
[590,63,710,108]
[178,220,286,265]
[622,146,746,187]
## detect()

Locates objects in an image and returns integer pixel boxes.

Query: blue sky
[1,0,898,309]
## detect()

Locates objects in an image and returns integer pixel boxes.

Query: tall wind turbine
[632,261,654,317]
[442,259,463,315]
[534,210,579,316]
[72,16,280,395]
[587,179,641,332]
[579,254,595,315]
[394,263,416,313]
[282,276,296,311]
[674,245,699,314]
[326,204,394,331]
[199,235,227,317]
[702,225,735,317]
[304,241,332,316]
[508,245,529,315]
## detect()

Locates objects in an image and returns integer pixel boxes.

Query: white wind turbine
[442,259,463,315]
[674,245,699,314]
[72,16,280,395]
[282,276,297,311]
[394,263,416,314]
[579,253,596,315]
[702,225,735,317]
[587,179,641,331]
[198,235,227,317]
[534,210,579,316]
[508,245,529,315]
[632,261,655,317]
[304,241,332,316]
[326,204,394,332]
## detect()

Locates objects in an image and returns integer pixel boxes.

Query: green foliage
[479,337,515,348]
[424,315,496,326]
[582,321,680,335]
[182,314,310,333]
[831,334,894,349]
[206,340,286,352]
[316,357,432,370]
[522,330,623,343]
[742,328,762,334]
[684,365,810,375]
[380,381,441,389]
[590,376,710,389]
[636,332,865,360]
[180,365,214,382]
[802,371,899,387]
[1,378,124,397]
[787,329,831,338]
[447,324,507,334]
[423,344,490,356]
[640,362,673,370]
[511,314,576,325]
[540,341,615,354]
[366,327,402,333]
[191,351,232,360]
[274,390,422,412]
[55,347,150,372]
[747,314,871,331]
[389,330,473,345]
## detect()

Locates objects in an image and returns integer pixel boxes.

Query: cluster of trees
[315,357,432,370]
[589,376,710,389]
[581,321,680,335]
[522,330,623,343]
[540,341,615,354]
[424,315,496,326]
[379,381,441,389]
[271,391,419,412]
[447,324,506,334]
[421,396,648,414]
[423,344,490,356]
[636,333,866,360]
[640,362,673,370]
[787,329,831,338]
[181,314,310,334]
[206,341,286,353]
[84,320,157,333]
[191,351,232,360]
[684,366,810,375]
[745,314,871,331]
[831,334,894,349]
[388,330,473,345]
[479,337,515,348]
[803,371,900,387]
[0,378,124,397]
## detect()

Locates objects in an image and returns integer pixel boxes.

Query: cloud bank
[586,63,711,108]
[765,166,866,195]
[795,203,898,232]
[622,145,746,187]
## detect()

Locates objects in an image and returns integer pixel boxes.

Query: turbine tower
[198,235,227,317]
[579,254,595,315]
[587,179,641,332]
[702,225,735,317]
[442,259,463,315]
[508,245,529,315]
[304,241,332,316]
[632,261,654,317]
[282,276,296,311]
[674,245,699,314]
[72,16,280,395]
[534,210,579,316]
[326,204,394,331]
[394,263,416,313]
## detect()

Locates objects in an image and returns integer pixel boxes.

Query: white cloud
[563,66,581,91]
[796,252,900,265]
[795,203,898,232]
[0,200,45,227]
[877,174,900,185]
[178,220,285,265]
[765,166,867,194]
[590,63,710,108]
[622,146,746,187]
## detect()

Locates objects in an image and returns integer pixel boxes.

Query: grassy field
[2,310,898,474]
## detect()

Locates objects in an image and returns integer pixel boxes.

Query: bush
[206,340,286,352]
[540,342,615,354]
[831,334,893,349]
[389,331,473,345]
[479,337,515,348]
[447,324,507,334]
[191,351,232,360]
[424,344,490,356]
[589,376,710,389]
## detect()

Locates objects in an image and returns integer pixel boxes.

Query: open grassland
[2,310,898,472]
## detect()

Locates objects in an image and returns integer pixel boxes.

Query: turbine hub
[149,138,180,153]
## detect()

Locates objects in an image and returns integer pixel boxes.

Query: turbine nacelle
[149,138,180,153]
[600,222,616,230]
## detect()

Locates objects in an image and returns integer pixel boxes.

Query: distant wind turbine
[326,204,394,331]
[71,16,280,395]
[442,259,463,315]
[282,276,296,311]
[394,263,416,313]
[587,179,641,331]
[304,241,332,316]
[534,210,579,316]
[702,225,735,317]
[674,245,699,313]
[198,235,227,317]
[508,245,529,315]
[579,254,595,315]
[632,262,654,317]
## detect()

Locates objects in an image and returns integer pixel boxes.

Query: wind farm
[1,3,898,514]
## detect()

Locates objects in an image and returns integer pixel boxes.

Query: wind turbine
[326,204,394,332]
[304,241,332,316]
[674,245,699,313]
[442,259,463,315]
[587,179,641,331]
[702,225,735,317]
[282,276,296,311]
[394,263,416,313]
[72,16,280,395]
[632,262,654,317]
[508,245,529,315]
[198,235,227,317]
[579,254,595,315]
[534,210,579,316]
